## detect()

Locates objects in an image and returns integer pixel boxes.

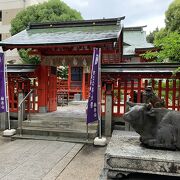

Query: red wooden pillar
[158,80,162,98]
[37,65,49,112]
[124,80,127,113]
[82,67,86,100]
[172,79,176,110]
[137,78,141,103]
[48,69,57,112]
[68,65,71,97]
[165,79,169,108]
[130,80,134,102]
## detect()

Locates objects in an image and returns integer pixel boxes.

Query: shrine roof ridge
[7,64,37,73]
[101,62,180,74]
[27,17,125,30]
[124,26,147,31]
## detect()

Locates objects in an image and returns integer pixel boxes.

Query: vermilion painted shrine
[0,17,179,120]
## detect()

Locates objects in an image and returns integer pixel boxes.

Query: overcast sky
[63,0,174,34]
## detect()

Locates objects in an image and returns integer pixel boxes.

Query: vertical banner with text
[0,53,7,112]
[87,48,101,124]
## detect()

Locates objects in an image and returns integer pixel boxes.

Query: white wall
[0,0,47,10]
[0,0,25,10]
[0,24,10,34]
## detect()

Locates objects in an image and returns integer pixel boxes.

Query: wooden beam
[2,41,115,51]
[41,50,115,55]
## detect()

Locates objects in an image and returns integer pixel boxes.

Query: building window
[0,11,2,21]
[71,67,82,81]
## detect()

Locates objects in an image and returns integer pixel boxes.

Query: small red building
[0,18,179,135]
[1,17,125,113]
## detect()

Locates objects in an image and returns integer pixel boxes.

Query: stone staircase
[13,116,97,143]
[13,102,98,143]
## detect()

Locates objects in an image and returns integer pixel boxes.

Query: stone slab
[105,130,180,177]
[0,139,83,180]
[57,144,106,180]
[12,134,94,144]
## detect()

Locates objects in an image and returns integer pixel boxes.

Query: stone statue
[142,86,165,108]
[123,102,180,150]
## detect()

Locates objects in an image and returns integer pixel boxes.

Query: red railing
[8,76,38,113]
[57,79,90,100]
[111,78,180,117]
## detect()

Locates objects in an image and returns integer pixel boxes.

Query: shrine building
[1,17,125,113]
[0,18,179,136]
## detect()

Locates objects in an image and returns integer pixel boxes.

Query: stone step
[11,134,94,144]
[17,126,97,139]
[68,100,88,105]
[28,115,86,121]
[22,120,97,130]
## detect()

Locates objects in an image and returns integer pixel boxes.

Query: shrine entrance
[0,18,124,139]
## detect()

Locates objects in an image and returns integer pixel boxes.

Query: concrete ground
[1,134,180,180]
[0,135,106,180]
[0,136,83,180]
[57,145,106,180]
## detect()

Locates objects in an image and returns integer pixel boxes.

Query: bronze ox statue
[123,102,180,150]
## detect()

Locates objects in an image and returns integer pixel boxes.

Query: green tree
[11,0,82,35]
[154,31,180,62]
[165,0,180,32]
[154,28,168,41]
[57,66,68,79]
[19,49,40,65]
[143,31,180,63]
[11,0,82,65]
[144,0,180,69]
[146,27,159,43]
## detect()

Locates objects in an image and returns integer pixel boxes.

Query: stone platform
[101,130,180,179]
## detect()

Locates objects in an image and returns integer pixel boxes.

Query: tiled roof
[123,26,154,55]
[0,18,124,46]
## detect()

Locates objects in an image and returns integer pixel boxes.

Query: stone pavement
[57,145,106,180]
[0,136,83,180]
[0,135,106,180]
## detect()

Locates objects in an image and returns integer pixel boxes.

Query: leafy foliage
[165,0,180,32]
[19,49,40,64]
[154,32,180,62]
[11,0,82,35]
[144,0,180,72]
[10,0,82,65]
[154,28,168,42]
[146,27,159,43]
[142,51,158,61]
[57,66,68,79]
[143,32,180,63]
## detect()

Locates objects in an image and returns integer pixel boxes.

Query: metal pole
[18,93,24,136]
[18,105,22,136]
[86,123,89,141]
[5,58,10,130]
